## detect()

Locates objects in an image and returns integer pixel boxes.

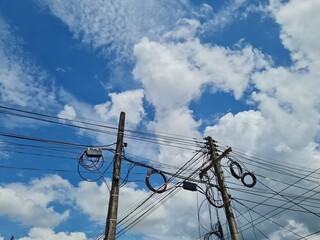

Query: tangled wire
[77,148,112,183]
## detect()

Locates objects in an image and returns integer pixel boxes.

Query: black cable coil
[145,169,167,193]
[229,161,243,179]
[241,172,257,188]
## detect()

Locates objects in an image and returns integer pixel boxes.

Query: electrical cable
[229,160,243,179]
[116,150,207,237]
[240,172,256,188]
[0,105,203,151]
[0,131,99,148]
[145,169,167,193]
[231,198,306,240]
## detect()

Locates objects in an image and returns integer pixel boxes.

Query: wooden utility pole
[205,136,240,240]
[105,112,126,240]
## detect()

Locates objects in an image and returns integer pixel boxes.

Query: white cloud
[72,180,108,222]
[0,17,59,111]
[199,0,320,167]
[163,18,201,41]
[202,0,248,32]
[241,0,320,155]
[268,220,320,240]
[147,107,202,166]
[0,175,71,228]
[57,104,77,120]
[125,189,203,240]
[133,37,266,112]
[94,89,145,128]
[1,0,320,239]
[133,37,269,168]
[18,227,86,240]
[204,110,272,153]
[269,0,320,65]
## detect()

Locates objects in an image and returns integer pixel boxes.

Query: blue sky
[1,0,320,239]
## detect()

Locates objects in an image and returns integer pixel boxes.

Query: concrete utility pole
[205,136,240,240]
[105,112,126,240]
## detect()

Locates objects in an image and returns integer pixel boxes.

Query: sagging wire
[197,168,226,240]
[232,199,270,240]
[122,149,210,194]
[116,150,207,237]
[205,199,224,240]
[231,197,307,240]
[0,105,206,153]
[120,163,139,187]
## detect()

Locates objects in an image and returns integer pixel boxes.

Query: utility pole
[105,112,126,240]
[205,136,240,240]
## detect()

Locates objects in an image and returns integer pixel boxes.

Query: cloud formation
[0,175,71,228]
[0,17,59,111]
[1,0,320,239]
[36,0,189,60]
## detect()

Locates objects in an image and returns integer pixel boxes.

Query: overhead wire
[0,104,202,150]
[230,198,307,240]
[2,104,320,239]
[230,176,320,236]
[116,149,207,237]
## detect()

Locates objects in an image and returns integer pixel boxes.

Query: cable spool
[145,169,167,193]
[205,185,226,208]
[241,172,257,188]
[229,161,243,179]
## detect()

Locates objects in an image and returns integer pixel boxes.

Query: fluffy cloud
[133,36,268,167]
[204,110,272,152]
[0,174,204,239]
[1,0,320,239]
[72,180,108,222]
[268,220,320,240]
[202,0,320,159]
[0,175,71,228]
[134,37,266,112]
[58,104,77,120]
[94,89,145,127]
[269,0,320,64]
[18,227,86,240]
[124,189,203,240]
[146,107,202,166]
[246,0,320,153]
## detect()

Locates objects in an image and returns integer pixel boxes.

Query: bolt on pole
[206,136,240,240]
[105,112,125,240]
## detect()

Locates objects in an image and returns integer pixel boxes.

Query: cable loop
[145,169,167,193]
[205,185,226,208]
[241,172,257,188]
[229,161,243,179]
